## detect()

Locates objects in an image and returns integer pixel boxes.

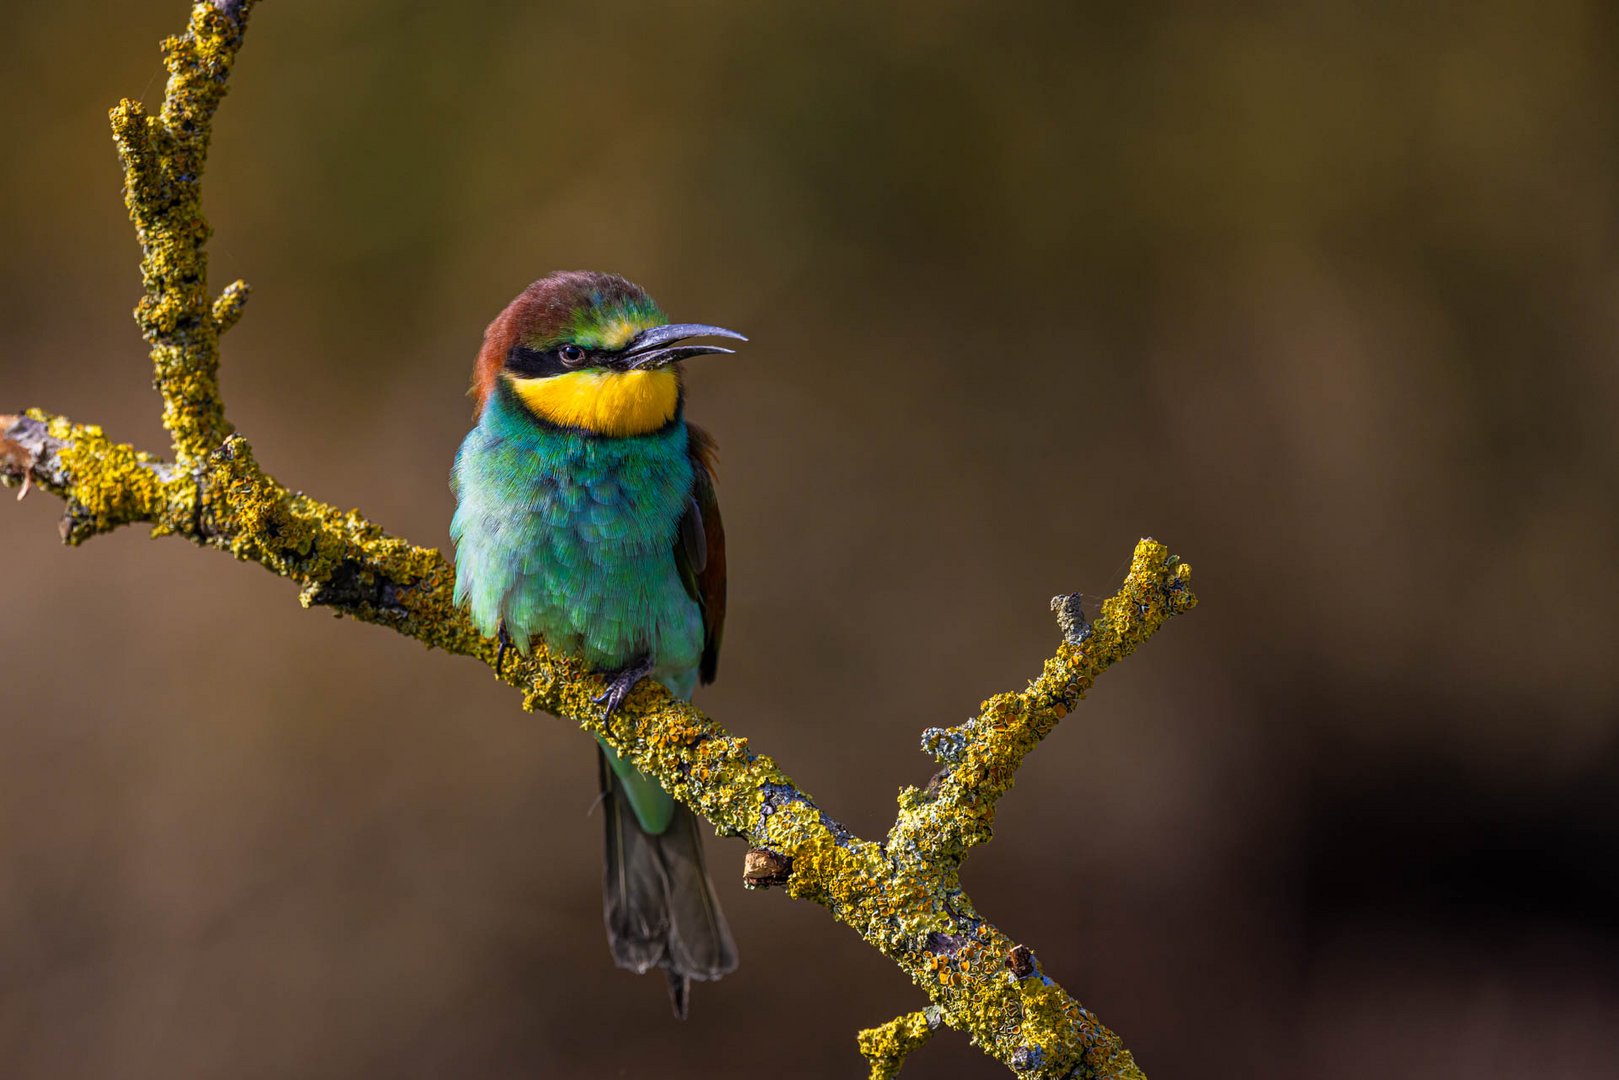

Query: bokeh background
[3,2,1618,1076]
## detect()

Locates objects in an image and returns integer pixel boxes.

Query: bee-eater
[450,270,741,1016]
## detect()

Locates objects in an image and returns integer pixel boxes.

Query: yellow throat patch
[508,368,680,437]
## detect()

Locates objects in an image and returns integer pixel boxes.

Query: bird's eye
[558,344,586,366]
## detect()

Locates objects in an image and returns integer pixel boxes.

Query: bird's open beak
[618,323,746,370]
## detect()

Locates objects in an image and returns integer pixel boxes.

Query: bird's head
[471,270,743,436]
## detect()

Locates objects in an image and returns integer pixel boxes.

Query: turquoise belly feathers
[452,395,705,694]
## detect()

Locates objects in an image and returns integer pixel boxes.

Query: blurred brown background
[3,2,1618,1077]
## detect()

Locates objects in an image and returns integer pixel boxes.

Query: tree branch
[4,4,1196,1076]
[110,0,253,463]
[859,1008,941,1079]
[890,557,1194,871]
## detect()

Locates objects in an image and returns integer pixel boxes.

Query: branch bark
[3,4,1197,1076]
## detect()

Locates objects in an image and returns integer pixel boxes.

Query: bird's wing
[676,423,726,685]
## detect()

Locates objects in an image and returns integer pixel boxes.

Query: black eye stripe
[505,343,587,378]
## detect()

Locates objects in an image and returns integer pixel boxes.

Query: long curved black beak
[618,323,746,370]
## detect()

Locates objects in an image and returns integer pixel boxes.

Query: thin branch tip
[1050,591,1092,645]
[858,1008,943,1079]
[212,279,251,332]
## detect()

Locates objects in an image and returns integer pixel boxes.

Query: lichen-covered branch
[859,1008,941,1079]
[3,4,1197,1077]
[890,551,1195,870]
[110,0,254,463]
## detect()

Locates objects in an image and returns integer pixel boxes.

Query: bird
[449,270,741,1017]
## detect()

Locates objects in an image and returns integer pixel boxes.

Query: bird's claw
[495,623,514,677]
[594,657,655,716]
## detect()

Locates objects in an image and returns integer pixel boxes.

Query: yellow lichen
[858,1009,938,1079]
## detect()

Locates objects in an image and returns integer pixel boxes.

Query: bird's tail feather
[599,748,738,1018]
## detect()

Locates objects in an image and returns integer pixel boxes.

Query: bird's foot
[594,656,655,716]
[495,623,515,677]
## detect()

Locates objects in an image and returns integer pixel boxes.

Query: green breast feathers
[451,386,707,696]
